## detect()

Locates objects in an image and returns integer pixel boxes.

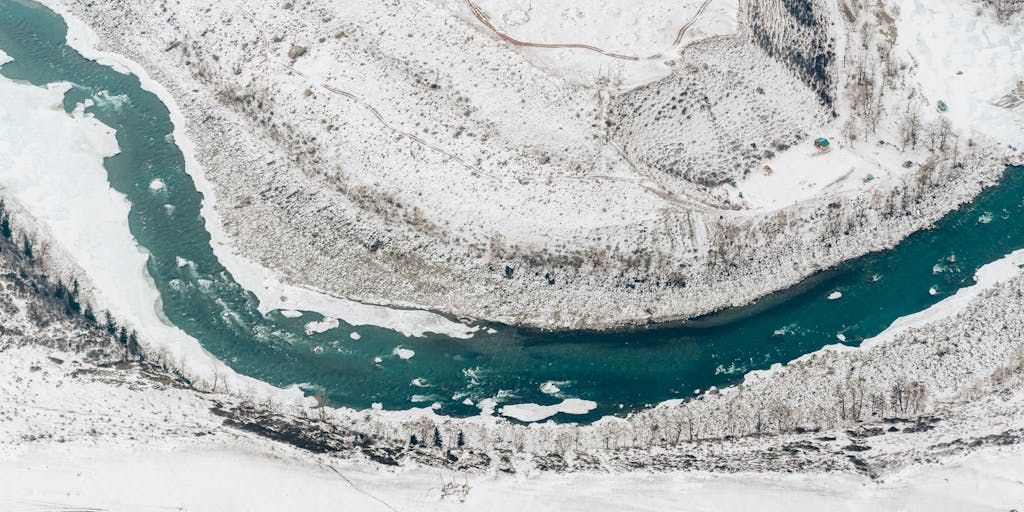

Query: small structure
[936,100,949,113]
[814,137,832,152]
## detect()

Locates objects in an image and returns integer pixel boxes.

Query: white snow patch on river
[499,398,597,422]
[393,346,415,360]
[303,316,339,335]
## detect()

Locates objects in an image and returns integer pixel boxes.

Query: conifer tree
[1,212,11,240]
[128,330,139,357]
[104,311,117,335]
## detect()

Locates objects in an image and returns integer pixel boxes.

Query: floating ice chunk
[494,389,517,401]
[836,333,847,342]
[979,212,993,224]
[148,178,166,192]
[539,381,561,395]
[280,310,303,319]
[499,398,598,422]
[94,90,129,110]
[929,287,939,296]
[371,402,383,410]
[304,317,340,335]
[476,398,497,416]
[350,331,361,340]
[373,356,383,365]
[828,291,843,300]
[393,347,415,360]
[175,256,191,268]
[410,377,430,388]
[462,398,474,406]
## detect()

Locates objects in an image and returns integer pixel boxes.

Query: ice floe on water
[148,178,165,192]
[827,291,842,300]
[539,381,568,395]
[772,322,802,337]
[715,362,745,375]
[393,346,415,360]
[410,377,430,388]
[303,316,339,335]
[93,90,130,111]
[349,331,361,340]
[499,398,598,422]
[279,310,303,318]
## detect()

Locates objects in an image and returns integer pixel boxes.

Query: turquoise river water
[1,0,1022,422]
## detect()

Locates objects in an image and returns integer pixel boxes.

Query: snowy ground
[2,338,1023,512]
[4,441,1024,511]
[736,0,1024,211]
[435,0,739,90]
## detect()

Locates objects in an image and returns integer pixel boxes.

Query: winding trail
[464,0,715,61]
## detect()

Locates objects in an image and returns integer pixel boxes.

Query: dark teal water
[2,0,1022,423]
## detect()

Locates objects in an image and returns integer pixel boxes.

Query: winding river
[1,0,1022,422]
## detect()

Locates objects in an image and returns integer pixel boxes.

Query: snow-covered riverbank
[35,0,480,340]
[2,333,1023,511]
[32,0,1020,331]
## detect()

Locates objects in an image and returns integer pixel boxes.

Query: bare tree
[314,387,329,422]
[899,107,922,151]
